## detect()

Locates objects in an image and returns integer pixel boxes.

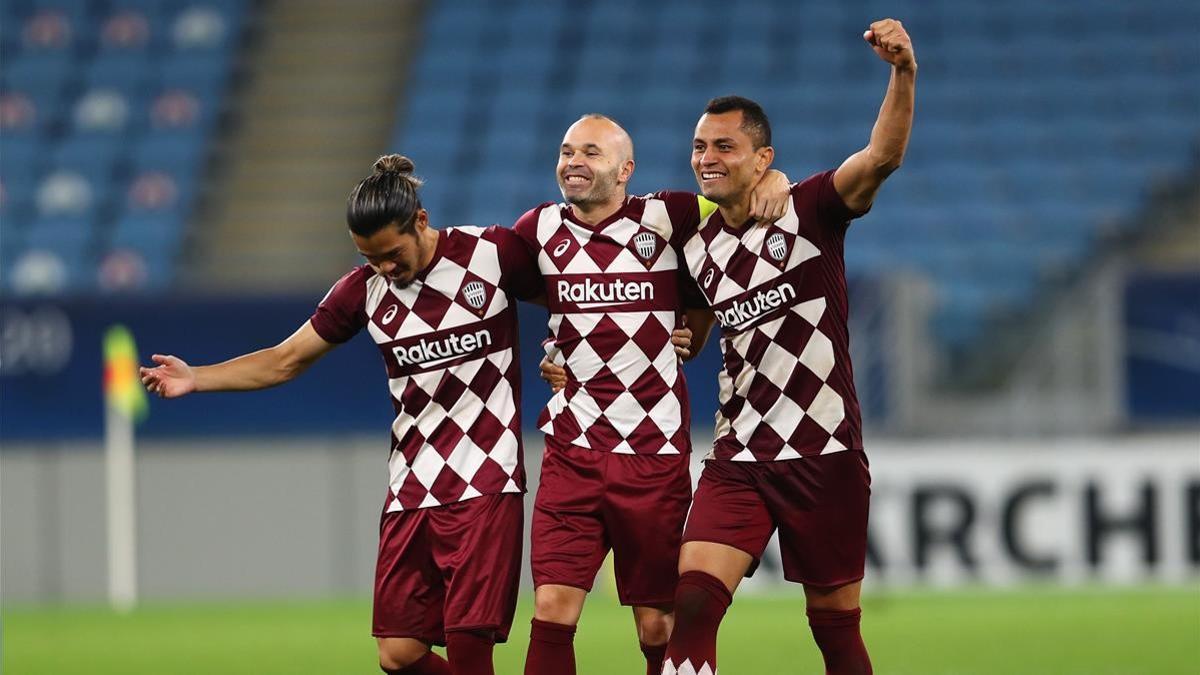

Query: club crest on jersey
[462,281,487,311]
[767,232,788,262]
[633,232,657,260]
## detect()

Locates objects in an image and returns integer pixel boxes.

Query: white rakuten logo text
[715,283,797,329]
[393,329,492,366]
[556,278,654,304]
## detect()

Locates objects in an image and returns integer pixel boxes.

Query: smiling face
[352,210,432,288]
[556,115,634,212]
[692,110,774,207]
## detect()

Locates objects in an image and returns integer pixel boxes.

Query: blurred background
[2,0,1198,673]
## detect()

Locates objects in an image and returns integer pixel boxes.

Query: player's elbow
[865,147,904,176]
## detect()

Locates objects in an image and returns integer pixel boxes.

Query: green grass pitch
[4,587,1197,673]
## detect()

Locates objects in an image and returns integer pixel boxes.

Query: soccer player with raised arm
[661,20,916,675]
[513,114,790,675]
[140,155,542,675]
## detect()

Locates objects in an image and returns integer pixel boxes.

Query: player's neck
[418,227,440,269]
[569,194,625,226]
[718,201,753,229]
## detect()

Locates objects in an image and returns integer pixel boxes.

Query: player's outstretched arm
[832,18,916,215]
[140,321,336,398]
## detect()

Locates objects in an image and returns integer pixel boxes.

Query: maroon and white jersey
[681,170,865,462]
[310,226,541,511]
[514,193,703,455]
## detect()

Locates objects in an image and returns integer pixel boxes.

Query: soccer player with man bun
[514,114,791,675]
[140,155,542,675]
[661,19,916,675]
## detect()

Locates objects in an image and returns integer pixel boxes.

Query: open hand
[139,354,196,398]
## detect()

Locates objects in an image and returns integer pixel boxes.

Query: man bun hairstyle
[347,154,424,237]
[704,95,772,149]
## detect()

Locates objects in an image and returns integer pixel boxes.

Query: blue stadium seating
[0,0,245,294]
[391,0,1199,352]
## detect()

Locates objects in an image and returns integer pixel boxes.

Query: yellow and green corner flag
[103,325,148,422]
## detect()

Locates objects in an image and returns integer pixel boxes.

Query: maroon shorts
[372,492,523,645]
[683,450,871,588]
[531,438,692,607]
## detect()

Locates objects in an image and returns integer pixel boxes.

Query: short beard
[561,168,619,208]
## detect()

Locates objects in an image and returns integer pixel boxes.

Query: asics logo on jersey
[714,283,798,329]
[381,304,399,325]
[393,329,493,366]
[557,278,654,304]
[767,233,788,261]
[703,268,716,288]
[552,239,571,257]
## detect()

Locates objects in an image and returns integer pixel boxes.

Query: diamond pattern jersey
[310,225,542,511]
[681,170,866,462]
[513,192,707,455]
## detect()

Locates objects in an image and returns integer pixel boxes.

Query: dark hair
[704,95,772,149]
[346,154,424,237]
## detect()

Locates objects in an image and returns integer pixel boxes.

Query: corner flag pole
[103,325,148,613]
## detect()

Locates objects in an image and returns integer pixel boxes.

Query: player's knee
[377,638,428,673]
[532,586,583,625]
[636,611,673,645]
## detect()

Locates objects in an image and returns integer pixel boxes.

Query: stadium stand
[0,0,246,293]
[391,0,1199,351]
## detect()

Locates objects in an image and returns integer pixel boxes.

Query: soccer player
[661,20,916,675]
[139,155,542,675]
[514,114,790,675]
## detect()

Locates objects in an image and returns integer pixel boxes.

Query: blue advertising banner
[1124,271,1200,421]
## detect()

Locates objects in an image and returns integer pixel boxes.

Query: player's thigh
[530,444,609,590]
[431,493,524,642]
[769,450,871,588]
[604,453,692,607]
[373,509,446,642]
[681,460,774,591]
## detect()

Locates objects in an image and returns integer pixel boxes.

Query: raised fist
[864,19,916,70]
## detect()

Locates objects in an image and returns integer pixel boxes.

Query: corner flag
[103,325,148,422]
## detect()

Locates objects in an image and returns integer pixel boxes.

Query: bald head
[570,114,634,164]
[557,113,636,216]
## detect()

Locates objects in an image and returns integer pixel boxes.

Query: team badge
[633,232,657,260]
[463,281,487,310]
[767,232,788,262]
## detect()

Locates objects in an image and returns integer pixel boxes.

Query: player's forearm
[864,65,916,176]
[192,345,308,392]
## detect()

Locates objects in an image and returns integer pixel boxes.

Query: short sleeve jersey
[310,225,541,511]
[680,170,865,462]
[513,192,704,455]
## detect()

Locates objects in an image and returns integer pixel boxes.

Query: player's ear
[413,208,429,231]
[755,146,775,174]
[618,158,635,185]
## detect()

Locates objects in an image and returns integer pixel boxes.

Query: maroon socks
[640,640,667,675]
[807,607,872,675]
[445,631,495,675]
[395,650,451,675]
[661,571,732,674]
[524,618,577,675]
